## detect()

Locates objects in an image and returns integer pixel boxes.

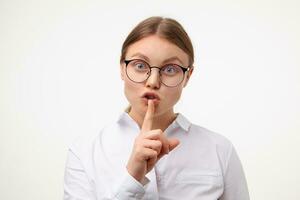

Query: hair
[120,16,194,67]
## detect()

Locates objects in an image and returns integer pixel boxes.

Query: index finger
[141,100,155,132]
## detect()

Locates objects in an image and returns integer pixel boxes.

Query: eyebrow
[129,53,186,66]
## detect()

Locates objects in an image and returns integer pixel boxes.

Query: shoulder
[67,122,113,157]
[190,124,233,149]
[175,113,233,154]
[67,113,128,154]
[68,133,99,156]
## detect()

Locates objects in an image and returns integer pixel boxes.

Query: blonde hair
[120,16,194,66]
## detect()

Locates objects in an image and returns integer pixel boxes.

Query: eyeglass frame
[124,59,192,87]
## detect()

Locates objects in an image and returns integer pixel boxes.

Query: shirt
[63,112,250,200]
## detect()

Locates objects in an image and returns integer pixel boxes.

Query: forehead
[126,35,189,65]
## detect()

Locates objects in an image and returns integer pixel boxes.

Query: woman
[64,16,250,200]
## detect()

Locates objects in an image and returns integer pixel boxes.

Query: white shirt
[64,112,250,200]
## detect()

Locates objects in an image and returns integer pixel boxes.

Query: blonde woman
[64,16,250,200]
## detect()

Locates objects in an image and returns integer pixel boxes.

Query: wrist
[126,165,145,183]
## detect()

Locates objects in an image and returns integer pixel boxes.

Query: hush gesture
[126,100,180,183]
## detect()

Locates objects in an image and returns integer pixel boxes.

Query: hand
[126,100,180,183]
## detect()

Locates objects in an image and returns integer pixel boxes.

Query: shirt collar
[174,113,191,132]
[117,112,191,133]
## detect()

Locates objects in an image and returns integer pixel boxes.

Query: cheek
[124,79,141,102]
[163,87,183,105]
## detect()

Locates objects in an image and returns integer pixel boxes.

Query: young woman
[64,16,250,200]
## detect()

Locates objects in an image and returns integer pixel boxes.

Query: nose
[145,68,161,89]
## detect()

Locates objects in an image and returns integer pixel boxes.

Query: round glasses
[124,59,191,87]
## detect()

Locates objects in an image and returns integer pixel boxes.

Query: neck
[128,107,176,131]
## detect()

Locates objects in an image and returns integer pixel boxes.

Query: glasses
[124,59,191,87]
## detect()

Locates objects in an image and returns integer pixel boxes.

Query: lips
[142,92,160,100]
[141,92,161,105]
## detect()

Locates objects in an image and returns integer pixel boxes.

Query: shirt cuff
[114,171,150,200]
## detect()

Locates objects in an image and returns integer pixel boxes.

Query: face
[120,35,193,118]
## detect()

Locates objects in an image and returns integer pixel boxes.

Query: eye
[136,63,146,69]
[131,60,148,71]
[161,64,180,75]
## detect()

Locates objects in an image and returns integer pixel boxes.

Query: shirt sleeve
[113,171,150,200]
[219,145,250,200]
[63,148,97,200]
[63,146,150,200]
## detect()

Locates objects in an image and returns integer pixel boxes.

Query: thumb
[168,138,180,151]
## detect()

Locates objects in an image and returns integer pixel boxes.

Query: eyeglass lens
[126,59,185,87]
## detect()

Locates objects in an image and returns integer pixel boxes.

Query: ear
[120,63,125,81]
[183,66,194,87]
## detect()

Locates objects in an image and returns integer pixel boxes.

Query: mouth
[141,92,161,104]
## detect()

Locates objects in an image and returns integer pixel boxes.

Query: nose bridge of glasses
[146,66,161,85]
[148,66,161,76]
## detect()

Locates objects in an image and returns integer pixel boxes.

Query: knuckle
[154,129,163,134]
[135,147,143,155]
[158,129,163,134]
[152,150,158,157]
[155,140,162,147]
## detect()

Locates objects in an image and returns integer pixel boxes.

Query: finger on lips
[141,100,171,155]
[141,100,154,133]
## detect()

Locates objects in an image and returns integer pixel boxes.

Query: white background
[1,0,299,199]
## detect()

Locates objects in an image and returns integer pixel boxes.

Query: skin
[120,35,193,183]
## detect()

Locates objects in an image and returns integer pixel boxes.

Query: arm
[219,146,250,200]
[64,100,179,199]
[63,146,150,200]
